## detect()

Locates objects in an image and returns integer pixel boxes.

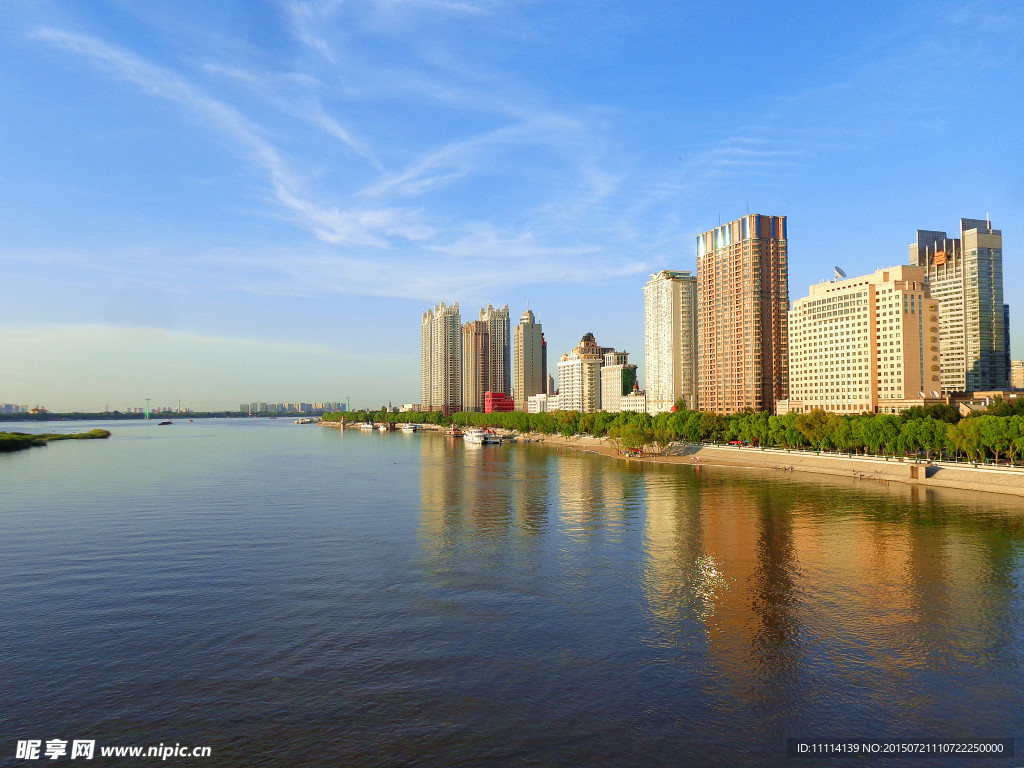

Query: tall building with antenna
[909,217,1007,391]
[696,214,789,414]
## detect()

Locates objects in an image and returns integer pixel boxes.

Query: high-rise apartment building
[697,214,789,415]
[461,319,489,412]
[479,304,511,397]
[512,309,545,411]
[421,302,462,416]
[642,270,697,413]
[909,218,1007,391]
[787,265,941,414]
[600,351,638,413]
[557,332,604,413]
[457,304,510,412]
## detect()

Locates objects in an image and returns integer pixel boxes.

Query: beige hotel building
[784,265,942,415]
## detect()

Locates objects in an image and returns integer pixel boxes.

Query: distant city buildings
[643,269,697,413]
[0,403,29,413]
[910,218,1008,391]
[784,265,942,414]
[696,214,789,415]
[512,309,546,411]
[412,213,1014,419]
[421,302,462,416]
[239,402,346,413]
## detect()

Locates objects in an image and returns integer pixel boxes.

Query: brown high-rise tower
[696,214,789,415]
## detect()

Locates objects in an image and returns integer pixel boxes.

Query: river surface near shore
[2,418,1023,767]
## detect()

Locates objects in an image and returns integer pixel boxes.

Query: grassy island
[0,429,112,453]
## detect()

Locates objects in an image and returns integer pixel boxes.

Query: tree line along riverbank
[324,399,1024,466]
[0,429,112,453]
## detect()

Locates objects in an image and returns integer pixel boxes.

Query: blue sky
[2,0,1022,411]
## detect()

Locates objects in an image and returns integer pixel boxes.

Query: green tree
[1006,416,1024,466]
[859,415,886,455]
[794,409,840,451]
[608,423,651,453]
[978,415,1010,464]
[917,418,947,461]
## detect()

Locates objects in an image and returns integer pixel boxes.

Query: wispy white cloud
[32,27,412,247]
[362,115,582,198]
[201,62,382,169]
[280,0,344,63]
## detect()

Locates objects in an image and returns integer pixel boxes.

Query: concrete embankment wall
[690,445,1024,498]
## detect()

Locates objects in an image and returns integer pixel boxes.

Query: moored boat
[464,427,501,445]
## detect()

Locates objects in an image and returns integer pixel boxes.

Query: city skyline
[2,1,1023,410]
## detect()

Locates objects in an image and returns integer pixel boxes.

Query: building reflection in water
[416,435,1024,731]
[418,436,554,556]
[641,464,1024,724]
[555,450,645,546]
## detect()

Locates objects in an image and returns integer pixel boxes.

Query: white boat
[399,423,423,433]
[377,424,389,432]
[359,423,375,430]
[464,427,501,445]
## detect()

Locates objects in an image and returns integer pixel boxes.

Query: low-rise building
[1011,360,1024,390]
[600,351,638,413]
[484,391,514,413]
[619,384,648,413]
[527,394,550,413]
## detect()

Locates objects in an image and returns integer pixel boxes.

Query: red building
[484,391,514,413]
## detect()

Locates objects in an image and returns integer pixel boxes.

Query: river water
[2,418,1023,767]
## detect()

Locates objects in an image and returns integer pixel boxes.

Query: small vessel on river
[464,427,501,445]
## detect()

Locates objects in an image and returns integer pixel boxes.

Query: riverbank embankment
[525,434,1024,498]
